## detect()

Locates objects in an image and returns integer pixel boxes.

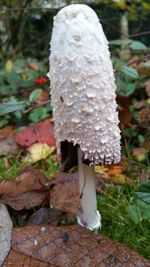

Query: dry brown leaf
[3,250,51,267]
[0,166,49,196]
[107,165,125,177]
[50,172,80,216]
[26,208,63,226]
[0,191,47,210]
[6,224,150,267]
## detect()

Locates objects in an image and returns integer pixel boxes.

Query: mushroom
[49,4,121,230]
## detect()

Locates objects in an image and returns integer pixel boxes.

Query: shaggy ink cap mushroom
[49,4,121,230]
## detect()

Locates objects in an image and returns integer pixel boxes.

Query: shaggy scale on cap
[49,4,121,165]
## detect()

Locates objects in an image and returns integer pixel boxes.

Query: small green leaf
[20,79,35,88]
[0,119,9,128]
[0,99,27,115]
[29,89,42,103]
[130,41,147,51]
[120,66,139,79]
[138,134,145,143]
[135,192,150,205]
[110,39,131,46]
[126,205,142,224]
[28,106,49,123]
[127,200,150,224]
[116,77,136,97]
[137,181,150,193]
[135,181,150,205]
[0,85,17,96]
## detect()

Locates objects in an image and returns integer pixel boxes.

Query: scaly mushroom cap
[49,4,121,165]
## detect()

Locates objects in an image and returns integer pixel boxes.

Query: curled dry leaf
[95,158,131,185]
[23,143,55,164]
[0,166,48,196]
[50,172,80,216]
[14,118,56,148]
[0,192,47,211]
[4,224,150,267]
[26,208,63,227]
[0,166,49,210]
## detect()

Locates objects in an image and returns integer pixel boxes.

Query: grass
[0,155,60,181]
[0,158,21,180]
[97,184,150,259]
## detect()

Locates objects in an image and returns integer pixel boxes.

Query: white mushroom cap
[49,4,121,165]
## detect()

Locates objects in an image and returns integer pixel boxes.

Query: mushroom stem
[77,148,101,230]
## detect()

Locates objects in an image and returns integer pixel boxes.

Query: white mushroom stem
[77,148,101,230]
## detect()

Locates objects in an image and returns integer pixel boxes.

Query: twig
[23,99,51,114]
[114,54,150,73]
[129,30,150,38]
[126,54,150,66]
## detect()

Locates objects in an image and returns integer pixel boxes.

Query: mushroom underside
[60,140,117,172]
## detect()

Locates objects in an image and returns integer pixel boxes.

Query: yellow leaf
[23,143,55,164]
[5,60,13,72]
[110,173,131,185]
[94,166,108,178]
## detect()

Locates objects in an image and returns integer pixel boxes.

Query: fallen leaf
[0,191,47,210]
[23,143,55,164]
[5,224,149,267]
[0,166,49,196]
[107,165,125,177]
[0,126,14,141]
[0,133,20,157]
[26,208,63,226]
[50,172,80,216]
[132,147,146,161]
[3,250,51,267]
[95,157,130,185]
[110,173,131,185]
[14,118,56,148]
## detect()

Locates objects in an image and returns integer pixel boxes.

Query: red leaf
[14,119,56,148]
[35,78,48,85]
